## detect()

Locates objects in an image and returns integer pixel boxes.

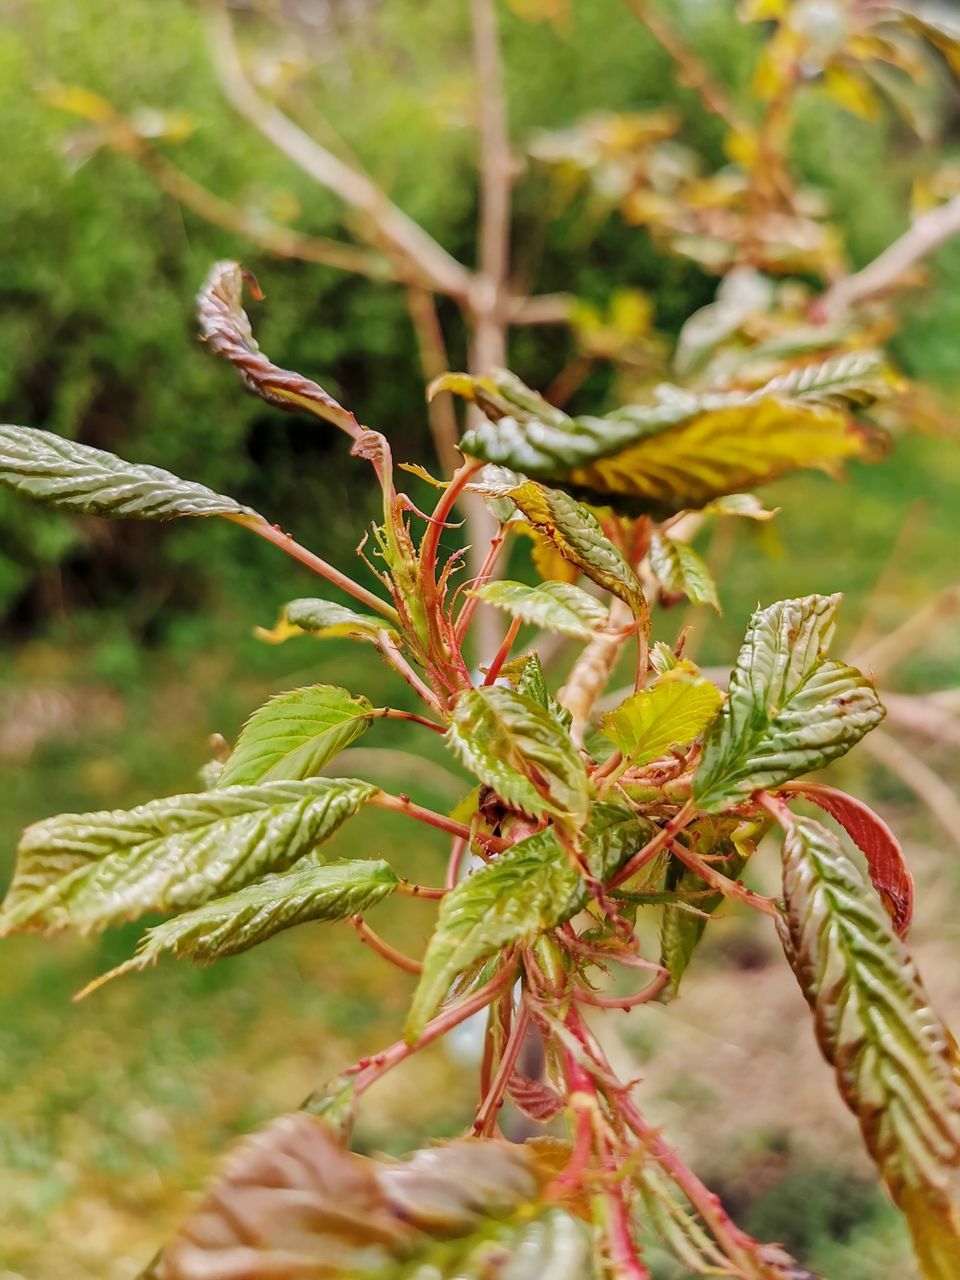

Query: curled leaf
[648,532,720,610]
[473,579,608,639]
[197,260,358,434]
[256,598,398,646]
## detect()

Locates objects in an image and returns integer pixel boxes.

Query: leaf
[474,472,646,616]
[511,653,573,730]
[86,859,398,990]
[473,579,608,639]
[778,816,960,1278]
[197,261,358,434]
[0,424,253,522]
[702,492,778,520]
[217,686,375,787]
[787,782,914,936]
[602,670,723,767]
[449,359,886,515]
[659,819,750,997]
[146,1112,577,1279]
[889,4,960,77]
[408,807,653,1039]
[256,598,397,645]
[0,777,377,935]
[693,594,885,813]
[648,532,720,610]
[446,686,589,825]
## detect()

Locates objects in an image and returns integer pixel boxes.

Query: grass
[2,433,960,1276]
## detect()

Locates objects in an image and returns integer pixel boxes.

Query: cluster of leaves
[1,254,959,1279]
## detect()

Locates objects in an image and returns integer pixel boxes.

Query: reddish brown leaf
[507,1070,565,1121]
[786,782,914,936]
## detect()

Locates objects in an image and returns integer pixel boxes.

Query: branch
[470,0,513,304]
[818,194,960,320]
[404,286,463,477]
[558,597,636,747]
[203,0,472,301]
[621,0,747,133]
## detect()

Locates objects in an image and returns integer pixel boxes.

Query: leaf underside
[257,597,397,645]
[473,579,609,640]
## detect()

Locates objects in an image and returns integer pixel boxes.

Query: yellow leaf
[601,671,723,767]
[821,66,882,120]
[40,83,116,123]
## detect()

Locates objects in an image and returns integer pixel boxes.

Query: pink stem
[446,833,469,890]
[351,915,422,974]
[370,790,507,852]
[236,513,398,620]
[482,615,522,685]
[668,838,781,919]
[349,962,518,1095]
[574,970,669,1010]
[454,526,508,643]
[474,1003,531,1135]
[375,634,446,715]
[608,800,696,889]
[375,706,446,734]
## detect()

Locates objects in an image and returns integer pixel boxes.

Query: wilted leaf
[217,686,375,787]
[473,579,608,639]
[473,472,646,616]
[256,598,398,645]
[446,686,589,825]
[87,859,399,990]
[0,777,377,934]
[0,424,253,522]
[779,817,960,1278]
[694,594,885,812]
[602,670,722,767]
[450,359,885,515]
[787,781,914,936]
[648,532,720,610]
[198,261,359,434]
[147,1112,578,1279]
[408,807,653,1039]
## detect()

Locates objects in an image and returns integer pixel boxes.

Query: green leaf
[146,1113,576,1280]
[87,859,398,989]
[888,4,960,77]
[693,594,885,813]
[256,598,397,645]
[0,777,377,934]
[408,807,653,1039]
[446,686,589,826]
[602,670,723,767]
[450,359,884,515]
[473,473,646,616]
[0,424,253,522]
[473,579,608,639]
[512,653,573,730]
[779,816,960,1278]
[217,685,375,787]
[648,532,720,611]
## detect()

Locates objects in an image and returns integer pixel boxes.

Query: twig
[351,915,422,974]
[394,880,447,901]
[374,706,446,734]
[608,800,696,889]
[621,0,747,133]
[235,513,398,620]
[482,616,522,685]
[370,789,507,852]
[204,0,472,301]
[404,286,463,477]
[474,1003,530,1135]
[861,729,960,854]
[850,585,960,682]
[470,0,513,307]
[559,598,637,747]
[574,969,669,1010]
[668,839,780,918]
[819,193,960,320]
[375,634,446,716]
[454,526,508,643]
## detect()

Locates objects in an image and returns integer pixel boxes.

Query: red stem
[237,513,398,621]
[351,915,422,974]
[418,461,484,609]
[454,526,508,643]
[574,970,669,1010]
[474,1003,530,1135]
[375,706,446,734]
[668,838,781,919]
[376,635,447,715]
[370,790,507,852]
[446,833,470,890]
[608,799,696,889]
[349,962,518,1096]
[482,615,522,685]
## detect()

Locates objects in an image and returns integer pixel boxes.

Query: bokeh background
[2,2,960,1276]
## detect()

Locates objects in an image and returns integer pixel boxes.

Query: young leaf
[513,652,573,730]
[779,817,960,1278]
[217,685,375,787]
[472,579,608,639]
[479,474,647,617]
[449,359,884,515]
[446,686,589,825]
[0,424,253,522]
[87,859,399,989]
[256,598,398,645]
[0,777,377,934]
[146,1112,574,1279]
[648,531,720,611]
[787,781,914,936]
[197,261,359,435]
[408,808,653,1039]
[693,595,885,813]
[602,671,722,768]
